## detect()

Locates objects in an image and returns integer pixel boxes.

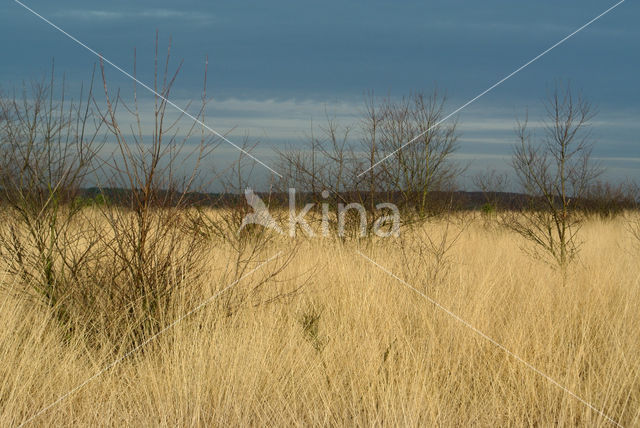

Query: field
[1,212,639,427]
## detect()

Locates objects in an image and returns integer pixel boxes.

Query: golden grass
[1,214,639,426]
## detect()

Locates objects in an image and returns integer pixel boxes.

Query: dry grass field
[1,212,639,427]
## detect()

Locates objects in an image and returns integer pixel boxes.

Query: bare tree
[278,114,357,196]
[506,84,602,278]
[376,91,461,218]
[277,90,461,237]
[360,91,386,214]
[276,113,364,236]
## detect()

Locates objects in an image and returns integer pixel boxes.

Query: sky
[1,0,638,189]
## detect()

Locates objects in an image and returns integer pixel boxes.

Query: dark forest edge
[57,185,639,216]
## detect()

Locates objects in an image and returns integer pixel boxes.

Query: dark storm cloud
[1,0,637,185]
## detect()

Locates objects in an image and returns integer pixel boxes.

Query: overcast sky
[1,0,638,187]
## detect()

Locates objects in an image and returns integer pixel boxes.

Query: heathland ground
[1,211,639,426]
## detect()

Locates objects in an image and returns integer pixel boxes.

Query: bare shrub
[90,36,219,345]
[199,141,303,316]
[0,64,103,328]
[626,182,640,248]
[473,170,512,229]
[580,180,636,219]
[398,201,469,287]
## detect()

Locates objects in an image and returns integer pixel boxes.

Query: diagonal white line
[12,0,283,178]
[358,0,625,177]
[356,250,623,427]
[18,252,283,427]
